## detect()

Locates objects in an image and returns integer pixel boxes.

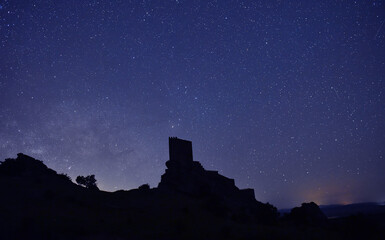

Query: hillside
[1,139,384,239]
[0,152,279,239]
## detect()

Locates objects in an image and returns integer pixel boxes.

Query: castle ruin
[158,137,256,206]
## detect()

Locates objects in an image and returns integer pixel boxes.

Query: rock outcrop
[288,202,328,226]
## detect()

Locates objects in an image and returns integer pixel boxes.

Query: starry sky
[1,0,384,208]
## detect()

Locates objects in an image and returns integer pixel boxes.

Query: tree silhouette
[76,174,99,190]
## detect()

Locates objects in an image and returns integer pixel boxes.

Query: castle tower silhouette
[169,137,193,162]
[159,136,257,205]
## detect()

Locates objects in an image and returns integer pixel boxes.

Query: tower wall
[169,137,193,162]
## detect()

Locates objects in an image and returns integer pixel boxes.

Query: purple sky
[1,0,384,208]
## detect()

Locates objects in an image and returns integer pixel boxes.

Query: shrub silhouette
[138,183,150,190]
[76,174,99,190]
[59,173,72,182]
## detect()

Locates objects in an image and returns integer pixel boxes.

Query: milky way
[1,0,384,208]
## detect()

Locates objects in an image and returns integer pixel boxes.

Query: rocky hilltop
[0,137,278,239]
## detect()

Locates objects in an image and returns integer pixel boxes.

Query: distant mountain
[320,202,385,218]
[280,202,385,218]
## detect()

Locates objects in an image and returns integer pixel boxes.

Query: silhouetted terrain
[280,202,385,219]
[320,203,385,218]
[0,138,384,239]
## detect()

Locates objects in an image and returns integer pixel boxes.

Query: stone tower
[169,137,193,162]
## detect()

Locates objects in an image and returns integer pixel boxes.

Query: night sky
[1,0,384,208]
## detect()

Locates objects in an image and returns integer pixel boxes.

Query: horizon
[2,150,384,210]
[1,1,384,210]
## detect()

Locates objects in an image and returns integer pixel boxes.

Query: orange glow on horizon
[301,183,354,206]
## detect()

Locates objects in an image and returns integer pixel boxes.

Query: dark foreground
[0,154,384,240]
